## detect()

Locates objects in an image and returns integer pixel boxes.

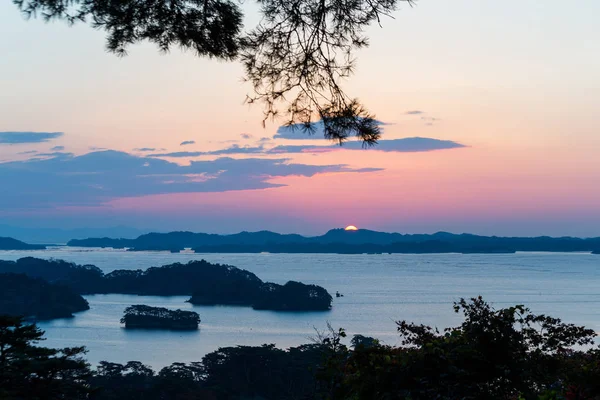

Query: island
[120,305,200,330]
[189,280,332,311]
[0,237,46,250]
[66,229,600,254]
[0,273,89,320]
[0,257,333,311]
[248,281,333,311]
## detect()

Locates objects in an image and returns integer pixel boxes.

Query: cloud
[134,148,156,152]
[267,138,465,154]
[258,137,272,143]
[204,145,265,155]
[0,131,63,144]
[0,150,379,210]
[180,140,196,146]
[17,150,38,155]
[421,116,441,126]
[50,146,65,151]
[34,151,74,158]
[149,138,465,157]
[148,151,203,157]
[268,145,334,154]
[273,119,387,141]
[404,111,440,125]
[149,145,267,158]
[240,133,253,139]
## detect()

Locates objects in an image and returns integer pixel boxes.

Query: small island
[0,273,89,320]
[120,305,200,330]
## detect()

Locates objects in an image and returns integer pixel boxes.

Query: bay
[0,248,598,369]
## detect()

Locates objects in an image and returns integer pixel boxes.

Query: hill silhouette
[0,257,332,311]
[0,273,89,319]
[67,229,600,254]
[0,237,45,250]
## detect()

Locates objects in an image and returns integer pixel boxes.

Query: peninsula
[0,273,89,320]
[0,237,45,250]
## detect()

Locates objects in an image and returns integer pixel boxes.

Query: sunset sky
[1,0,599,236]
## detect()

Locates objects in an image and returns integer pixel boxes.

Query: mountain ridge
[66,229,600,254]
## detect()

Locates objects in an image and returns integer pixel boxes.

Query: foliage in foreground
[0,316,91,399]
[2,297,600,399]
[332,296,600,400]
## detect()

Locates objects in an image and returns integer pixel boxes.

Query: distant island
[67,229,600,254]
[120,305,200,330]
[0,257,332,311]
[0,224,145,244]
[0,237,45,250]
[0,273,89,320]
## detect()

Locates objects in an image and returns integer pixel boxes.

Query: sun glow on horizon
[344,225,359,231]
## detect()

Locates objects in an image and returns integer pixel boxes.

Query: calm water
[1,248,599,368]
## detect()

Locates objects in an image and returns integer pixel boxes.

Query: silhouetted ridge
[0,257,105,293]
[0,258,332,311]
[67,230,600,253]
[0,237,45,250]
[0,273,89,320]
[251,281,333,311]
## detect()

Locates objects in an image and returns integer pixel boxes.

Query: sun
[344,225,359,231]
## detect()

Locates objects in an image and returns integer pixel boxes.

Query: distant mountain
[0,237,45,250]
[69,230,312,249]
[67,229,600,254]
[0,225,147,244]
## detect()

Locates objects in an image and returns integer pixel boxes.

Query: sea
[0,247,598,369]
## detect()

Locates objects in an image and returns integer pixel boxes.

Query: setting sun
[344,225,358,231]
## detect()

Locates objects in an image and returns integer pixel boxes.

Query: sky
[1,0,599,236]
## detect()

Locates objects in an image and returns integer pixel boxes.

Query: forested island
[0,257,332,311]
[189,280,332,311]
[120,305,200,330]
[67,229,600,254]
[0,273,89,319]
[0,236,45,250]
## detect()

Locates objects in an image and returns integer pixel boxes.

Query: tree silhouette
[327,297,599,400]
[0,316,91,399]
[12,0,416,144]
